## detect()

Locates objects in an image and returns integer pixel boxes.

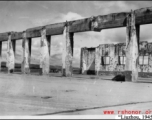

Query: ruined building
[1,6,152,81]
[80,41,152,77]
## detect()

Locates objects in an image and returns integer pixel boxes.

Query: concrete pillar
[62,23,74,76]
[7,32,15,73]
[0,41,2,71]
[125,10,140,82]
[39,27,50,75]
[21,31,31,74]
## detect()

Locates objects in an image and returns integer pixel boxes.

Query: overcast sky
[0,1,152,67]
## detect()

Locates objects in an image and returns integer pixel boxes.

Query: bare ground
[0,72,152,115]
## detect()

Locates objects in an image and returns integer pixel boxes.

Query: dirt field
[0,72,152,116]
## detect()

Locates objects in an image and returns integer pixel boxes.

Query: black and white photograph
[0,1,152,119]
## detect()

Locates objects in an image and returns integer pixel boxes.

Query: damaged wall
[95,43,126,74]
[80,47,95,74]
[81,41,152,76]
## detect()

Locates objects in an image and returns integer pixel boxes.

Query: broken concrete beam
[125,10,140,82]
[0,32,22,41]
[46,23,65,36]
[6,32,15,73]
[62,23,74,77]
[0,33,8,41]
[21,31,31,74]
[0,6,152,41]
[11,32,23,41]
[94,12,129,30]
[26,18,92,38]
[39,27,50,75]
[26,26,42,38]
[135,6,152,25]
[69,18,93,32]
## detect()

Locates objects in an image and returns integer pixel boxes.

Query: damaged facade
[80,41,152,77]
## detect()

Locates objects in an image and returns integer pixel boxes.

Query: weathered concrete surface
[135,6,152,25]
[139,41,148,72]
[82,43,126,74]
[0,73,152,115]
[95,45,101,75]
[0,32,23,41]
[81,48,87,74]
[81,47,95,75]
[6,33,15,73]
[81,41,152,77]
[1,6,152,41]
[125,11,139,82]
[62,25,74,77]
[39,28,50,75]
[21,32,30,74]
[115,43,126,71]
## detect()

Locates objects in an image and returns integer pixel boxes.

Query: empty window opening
[118,56,126,65]
[101,56,110,65]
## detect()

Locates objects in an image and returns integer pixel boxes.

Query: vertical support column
[7,32,15,73]
[39,27,50,75]
[21,31,31,74]
[0,41,2,71]
[62,22,74,77]
[125,10,140,82]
